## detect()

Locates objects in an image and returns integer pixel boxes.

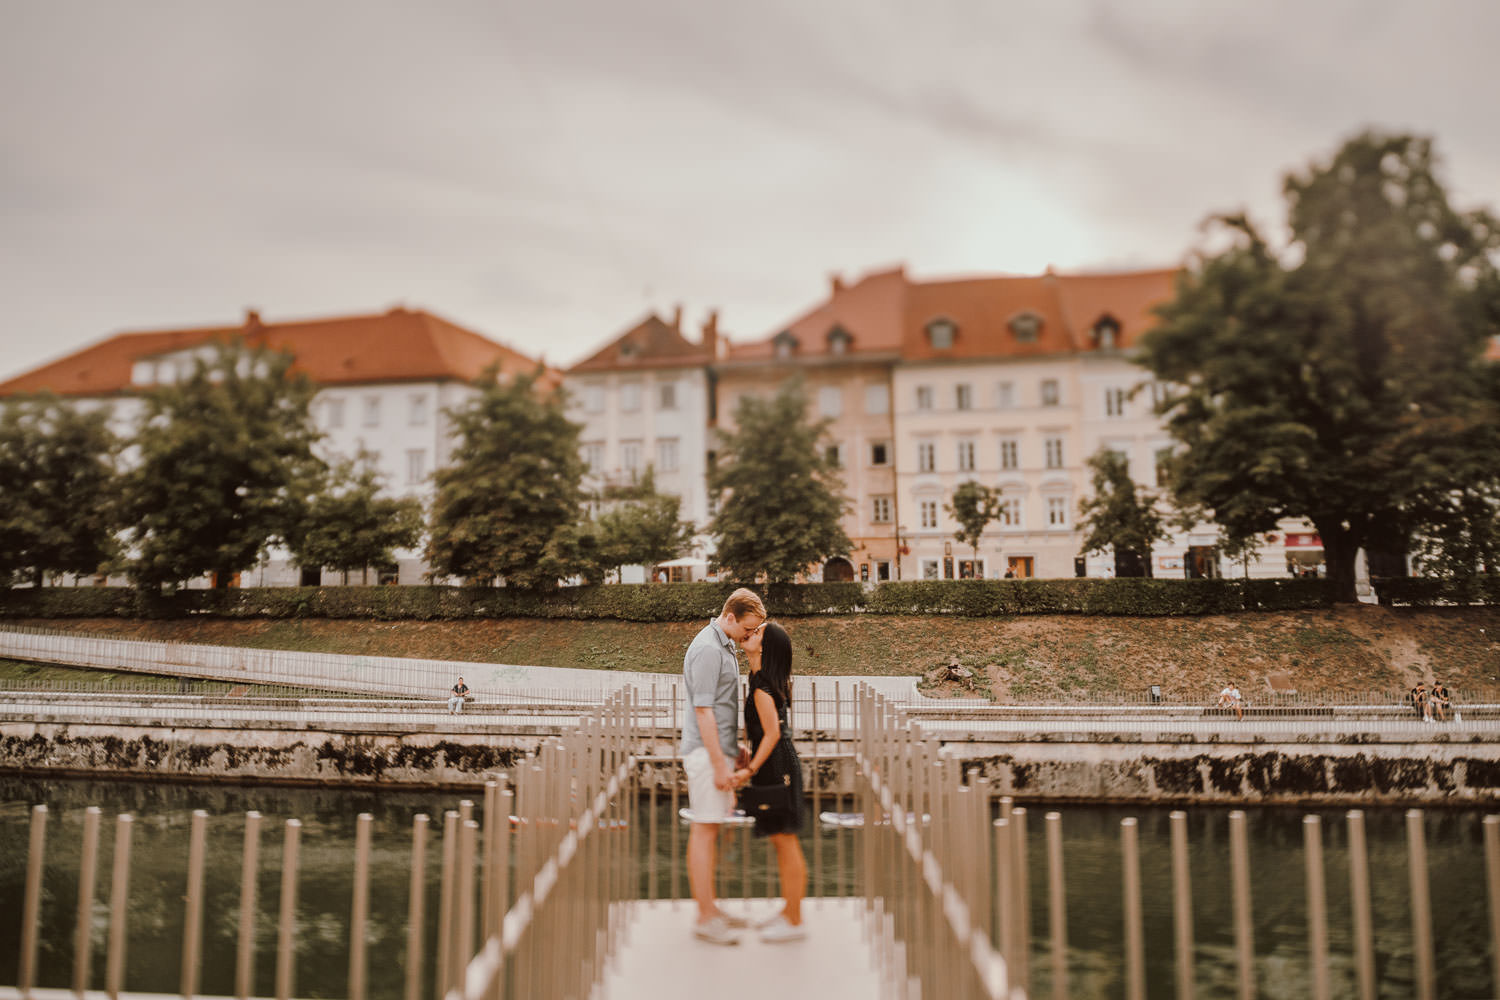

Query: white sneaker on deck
[692,915,742,946]
[758,915,807,943]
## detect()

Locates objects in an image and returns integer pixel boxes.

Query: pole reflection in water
[0,778,1494,1000]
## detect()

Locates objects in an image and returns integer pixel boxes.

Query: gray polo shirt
[681,619,740,758]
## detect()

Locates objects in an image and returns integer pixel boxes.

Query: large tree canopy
[427,367,586,588]
[0,394,120,586]
[709,379,851,583]
[121,342,324,589]
[594,466,695,579]
[1139,131,1500,601]
[290,451,424,583]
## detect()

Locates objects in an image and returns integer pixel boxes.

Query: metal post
[1304,815,1329,1000]
[349,813,373,1000]
[435,809,458,1000]
[1170,809,1195,1000]
[236,812,261,1000]
[1484,815,1500,999]
[1347,810,1375,1000]
[1406,809,1435,1000]
[19,804,47,998]
[1045,811,1067,1000]
[1229,810,1254,1000]
[405,815,428,1000]
[73,806,102,998]
[181,809,208,999]
[1121,817,1145,1000]
[105,814,134,1000]
[274,818,301,1000]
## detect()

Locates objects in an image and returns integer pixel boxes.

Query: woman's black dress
[744,671,804,836]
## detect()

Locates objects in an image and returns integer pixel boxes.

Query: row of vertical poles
[852,686,1010,1000]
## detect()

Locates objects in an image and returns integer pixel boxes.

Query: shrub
[1371,576,1500,607]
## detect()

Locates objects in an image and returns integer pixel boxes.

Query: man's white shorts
[682,747,734,824]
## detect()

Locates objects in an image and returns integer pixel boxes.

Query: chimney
[244,308,262,329]
[701,309,719,356]
[830,272,845,295]
[671,304,683,332]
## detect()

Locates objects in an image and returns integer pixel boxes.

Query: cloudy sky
[2,0,1495,378]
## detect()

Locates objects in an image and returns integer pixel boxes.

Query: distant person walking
[1218,682,1244,721]
[448,676,470,714]
[682,587,766,945]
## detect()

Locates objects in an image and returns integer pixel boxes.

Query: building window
[656,437,679,473]
[409,394,429,426]
[926,318,957,350]
[406,449,427,485]
[1045,437,1064,469]
[917,441,936,473]
[920,500,939,529]
[621,440,642,474]
[584,384,605,414]
[995,382,1014,409]
[1155,447,1174,488]
[1104,387,1127,418]
[1047,496,1068,526]
[872,496,892,523]
[324,398,345,429]
[1009,311,1043,342]
[826,443,843,468]
[363,396,381,427]
[818,385,843,418]
[921,559,941,580]
[999,438,1019,470]
[955,383,973,410]
[865,384,889,415]
[582,442,604,474]
[998,497,1023,528]
[957,439,975,472]
[658,382,678,410]
[916,385,934,411]
[621,382,642,412]
[773,330,798,358]
[870,441,889,466]
[1040,379,1060,406]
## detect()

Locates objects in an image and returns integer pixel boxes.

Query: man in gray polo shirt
[683,587,766,944]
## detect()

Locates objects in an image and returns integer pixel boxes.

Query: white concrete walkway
[599,898,881,1000]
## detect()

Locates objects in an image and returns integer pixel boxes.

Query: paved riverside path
[600,898,883,1000]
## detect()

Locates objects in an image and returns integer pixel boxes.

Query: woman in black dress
[732,621,807,941]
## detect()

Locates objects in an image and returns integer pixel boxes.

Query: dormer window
[925,318,957,350]
[827,325,852,355]
[773,330,799,359]
[619,341,639,359]
[1008,311,1043,343]
[1092,314,1121,350]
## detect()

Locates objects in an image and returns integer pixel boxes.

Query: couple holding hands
[681,588,807,945]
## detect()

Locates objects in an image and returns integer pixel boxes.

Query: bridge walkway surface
[601,898,880,1000]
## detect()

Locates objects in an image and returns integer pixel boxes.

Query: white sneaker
[759,915,806,943]
[753,908,787,929]
[693,916,741,946]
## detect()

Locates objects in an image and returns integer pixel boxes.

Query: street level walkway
[600,898,880,1000]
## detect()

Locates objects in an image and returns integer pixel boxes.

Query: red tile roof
[567,311,714,373]
[0,307,555,397]
[723,267,909,363]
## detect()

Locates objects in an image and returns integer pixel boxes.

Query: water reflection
[0,779,1492,1000]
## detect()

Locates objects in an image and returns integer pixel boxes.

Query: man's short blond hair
[721,587,766,621]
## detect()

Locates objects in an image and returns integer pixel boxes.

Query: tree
[594,466,695,579]
[0,394,120,586]
[121,341,325,589]
[1139,131,1500,601]
[945,481,999,569]
[427,367,586,588]
[709,378,851,583]
[290,452,424,584]
[1077,448,1168,577]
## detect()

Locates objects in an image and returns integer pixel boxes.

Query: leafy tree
[1139,131,1500,601]
[945,480,999,568]
[708,378,851,583]
[0,394,120,586]
[595,466,695,579]
[290,452,424,584]
[1077,448,1168,577]
[121,341,325,589]
[427,367,586,588]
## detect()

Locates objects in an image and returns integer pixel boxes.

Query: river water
[0,777,1493,1000]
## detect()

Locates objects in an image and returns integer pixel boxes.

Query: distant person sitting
[1407,682,1430,722]
[448,676,470,714]
[1430,681,1450,722]
[1218,682,1244,721]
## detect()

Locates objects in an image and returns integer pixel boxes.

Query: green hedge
[1371,576,1500,607]
[0,578,1334,621]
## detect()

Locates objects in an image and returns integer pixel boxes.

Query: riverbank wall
[3,717,1498,805]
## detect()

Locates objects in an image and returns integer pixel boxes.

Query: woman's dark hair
[759,622,794,707]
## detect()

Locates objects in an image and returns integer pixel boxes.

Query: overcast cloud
[1,0,1495,376]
